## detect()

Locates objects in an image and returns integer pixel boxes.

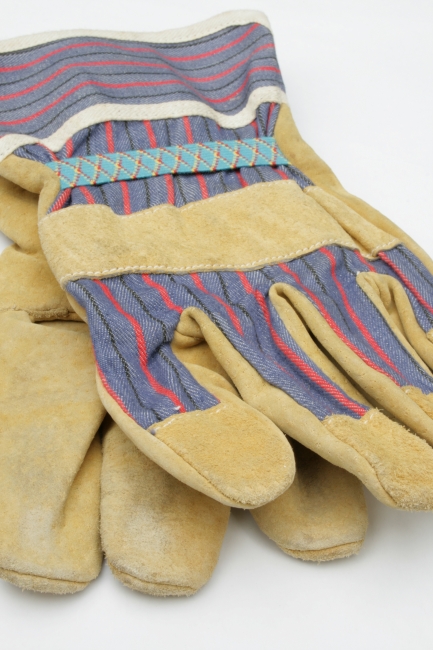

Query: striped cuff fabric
[15,103,313,215]
[0,14,308,214]
[0,15,285,147]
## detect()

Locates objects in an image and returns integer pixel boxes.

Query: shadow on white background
[1,494,433,649]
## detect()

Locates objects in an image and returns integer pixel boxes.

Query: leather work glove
[274,103,433,382]
[0,171,367,595]
[0,174,104,593]
[1,11,433,512]
[0,184,228,595]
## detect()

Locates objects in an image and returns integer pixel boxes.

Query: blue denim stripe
[14,104,313,214]
[68,245,433,431]
[371,245,433,334]
[273,246,433,393]
[70,277,219,428]
[0,23,283,138]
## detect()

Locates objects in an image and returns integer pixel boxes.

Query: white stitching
[150,403,227,435]
[58,239,356,285]
[370,239,400,256]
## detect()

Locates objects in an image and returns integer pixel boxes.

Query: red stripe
[236,170,248,187]
[96,361,133,418]
[319,248,404,376]
[39,142,59,161]
[182,117,209,199]
[65,138,74,157]
[237,271,367,416]
[144,120,157,148]
[379,251,433,317]
[141,275,182,313]
[120,181,131,214]
[51,188,71,211]
[93,279,186,412]
[0,66,279,126]
[183,115,211,196]
[164,175,175,204]
[79,186,96,203]
[183,116,194,143]
[274,168,288,179]
[0,24,263,73]
[190,273,244,336]
[354,250,376,272]
[105,121,115,152]
[211,66,279,104]
[196,174,209,199]
[278,262,396,380]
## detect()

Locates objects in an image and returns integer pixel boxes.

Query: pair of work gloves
[2,10,433,596]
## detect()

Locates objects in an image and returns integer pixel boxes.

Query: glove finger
[369,247,433,368]
[251,440,367,561]
[173,305,433,511]
[0,317,104,594]
[271,259,433,443]
[68,253,433,511]
[357,270,433,373]
[67,273,295,510]
[101,418,230,597]
[174,332,367,562]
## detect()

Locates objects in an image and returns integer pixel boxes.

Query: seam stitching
[151,403,227,435]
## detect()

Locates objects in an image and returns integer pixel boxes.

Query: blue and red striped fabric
[67,245,433,431]
[369,245,433,335]
[14,103,312,214]
[3,20,310,215]
[7,15,433,432]
[0,22,282,138]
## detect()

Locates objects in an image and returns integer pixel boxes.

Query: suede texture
[0,314,104,593]
[0,170,105,593]
[252,440,367,559]
[101,419,230,596]
[274,102,433,276]
[97,371,294,510]
[358,271,433,374]
[171,307,433,510]
[172,337,367,562]
[38,179,356,286]
[0,166,366,598]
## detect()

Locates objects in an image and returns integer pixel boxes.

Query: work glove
[0,173,104,593]
[0,167,367,596]
[274,102,433,379]
[1,11,432,511]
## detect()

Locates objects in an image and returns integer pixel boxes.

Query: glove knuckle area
[39,180,357,287]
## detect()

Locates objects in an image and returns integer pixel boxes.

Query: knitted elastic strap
[46,138,288,190]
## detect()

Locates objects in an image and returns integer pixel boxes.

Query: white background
[1,1,433,648]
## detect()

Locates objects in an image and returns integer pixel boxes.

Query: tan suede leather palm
[3,135,433,514]
[0,169,368,597]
